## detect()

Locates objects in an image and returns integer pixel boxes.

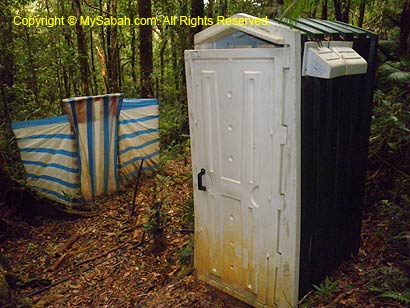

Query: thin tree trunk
[399,0,410,56]
[170,29,179,91]
[72,0,91,95]
[357,0,366,27]
[138,0,153,97]
[190,0,204,48]
[220,0,227,17]
[98,0,109,93]
[59,1,72,97]
[129,0,137,95]
[107,0,120,92]
[333,0,343,21]
[322,0,328,20]
[90,29,98,94]
[207,0,214,18]
[341,0,351,23]
[0,2,14,125]
[131,27,137,93]
[179,0,189,104]
[159,30,167,98]
[24,28,40,105]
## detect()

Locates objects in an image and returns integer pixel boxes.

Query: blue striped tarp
[62,93,123,201]
[118,98,160,184]
[12,95,160,205]
[12,115,82,204]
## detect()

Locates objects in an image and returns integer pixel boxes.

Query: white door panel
[186,48,293,307]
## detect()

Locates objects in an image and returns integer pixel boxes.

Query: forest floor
[0,159,409,308]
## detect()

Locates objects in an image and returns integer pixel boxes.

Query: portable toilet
[184,13,377,307]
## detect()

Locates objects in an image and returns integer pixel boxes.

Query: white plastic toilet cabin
[185,13,369,308]
[185,14,301,308]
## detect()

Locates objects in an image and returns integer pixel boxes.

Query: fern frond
[378,62,401,75]
[387,71,410,83]
[392,231,410,240]
[378,291,410,304]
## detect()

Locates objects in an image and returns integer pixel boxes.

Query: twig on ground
[55,233,80,256]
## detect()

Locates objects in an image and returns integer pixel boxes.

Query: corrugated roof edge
[332,20,377,37]
[276,18,376,37]
[274,18,323,35]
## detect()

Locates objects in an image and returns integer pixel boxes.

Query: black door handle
[197,168,206,191]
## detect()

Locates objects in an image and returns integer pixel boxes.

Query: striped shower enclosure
[12,94,159,205]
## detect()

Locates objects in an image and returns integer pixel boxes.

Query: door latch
[197,168,206,191]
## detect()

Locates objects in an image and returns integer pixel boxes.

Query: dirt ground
[1,159,408,307]
[1,160,251,308]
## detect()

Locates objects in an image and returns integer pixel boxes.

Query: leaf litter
[1,159,408,307]
[1,159,250,308]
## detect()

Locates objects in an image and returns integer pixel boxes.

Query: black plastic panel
[275,19,378,297]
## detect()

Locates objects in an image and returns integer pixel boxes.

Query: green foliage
[176,239,194,265]
[377,200,410,236]
[280,0,317,19]
[367,266,410,304]
[181,197,194,229]
[378,61,410,85]
[313,276,340,298]
[368,58,410,247]
[378,291,410,304]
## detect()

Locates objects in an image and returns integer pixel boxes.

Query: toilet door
[186,47,293,307]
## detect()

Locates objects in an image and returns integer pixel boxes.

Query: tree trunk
[341,0,351,23]
[207,0,214,18]
[159,29,167,98]
[59,1,73,98]
[72,0,91,95]
[170,29,179,91]
[107,0,120,92]
[322,0,328,20]
[178,0,189,105]
[98,0,109,93]
[357,0,366,27]
[220,0,228,17]
[131,26,137,94]
[399,0,410,56]
[189,0,204,48]
[23,28,40,106]
[333,0,343,21]
[138,0,153,97]
[90,30,98,94]
[0,2,14,125]
[129,0,137,95]
[333,0,350,22]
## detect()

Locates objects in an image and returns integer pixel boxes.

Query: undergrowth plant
[367,266,410,305]
[364,58,410,306]
[312,276,340,299]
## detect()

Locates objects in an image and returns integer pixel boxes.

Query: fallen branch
[76,242,129,266]
[55,233,80,256]
[50,253,68,271]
